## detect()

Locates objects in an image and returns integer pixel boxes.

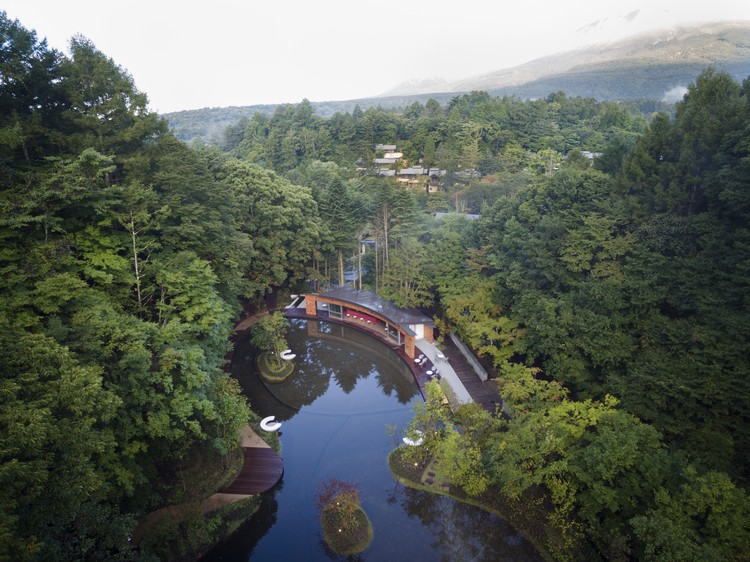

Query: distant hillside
[387,21,750,101]
[162,104,277,144]
[486,60,750,102]
[163,21,750,143]
[162,95,459,143]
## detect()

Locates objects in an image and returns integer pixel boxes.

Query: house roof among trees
[317,287,434,330]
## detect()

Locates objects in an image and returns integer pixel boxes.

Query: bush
[316,479,372,555]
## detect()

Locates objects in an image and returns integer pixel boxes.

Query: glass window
[386,323,401,344]
[328,303,343,319]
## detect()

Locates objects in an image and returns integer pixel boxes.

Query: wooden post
[305,295,318,316]
[307,320,321,338]
[405,335,415,359]
[424,326,435,344]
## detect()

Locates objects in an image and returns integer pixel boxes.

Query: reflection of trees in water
[232,317,418,417]
[387,485,542,562]
[302,320,418,403]
[366,341,419,404]
[272,337,332,408]
[251,322,378,409]
[201,485,282,561]
[325,346,374,394]
[392,485,443,527]
[305,324,380,394]
[318,537,365,562]
[375,366,416,404]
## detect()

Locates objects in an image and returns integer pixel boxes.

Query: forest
[2,10,749,561]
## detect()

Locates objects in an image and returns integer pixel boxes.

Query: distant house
[369,144,445,192]
[581,150,602,160]
[396,166,445,192]
[397,165,425,178]
[435,212,481,220]
[375,144,397,152]
[373,143,403,169]
[374,158,398,165]
[396,166,428,189]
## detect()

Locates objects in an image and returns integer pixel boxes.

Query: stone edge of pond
[387,448,555,562]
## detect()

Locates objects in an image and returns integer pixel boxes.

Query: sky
[5,0,750,113]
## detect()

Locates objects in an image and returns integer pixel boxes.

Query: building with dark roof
[304,287,435,358]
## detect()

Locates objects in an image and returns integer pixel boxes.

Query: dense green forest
[0,13,322,560]
[220,90,658,174]
[163,93,463,144]
[2,10,750,562]
[215,66,750,559]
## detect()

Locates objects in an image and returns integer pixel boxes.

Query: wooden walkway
[439,336,503,413]
[133,427,282,543]
[220,447,284,495]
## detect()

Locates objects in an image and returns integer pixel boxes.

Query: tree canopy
[0,13,322,559]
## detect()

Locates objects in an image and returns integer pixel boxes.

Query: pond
[203,319,542,561]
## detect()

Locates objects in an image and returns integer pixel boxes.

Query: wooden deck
[439,336,504,413]
[220,446,284,495]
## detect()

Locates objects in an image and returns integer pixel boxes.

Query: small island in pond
[317,479,373,555]
[251,313,295,382]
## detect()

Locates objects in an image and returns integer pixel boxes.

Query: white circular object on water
[280,350,296,361]
[402,430,424,446]
[260,416,282,432]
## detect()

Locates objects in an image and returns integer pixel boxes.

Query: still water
[203,319,542,561]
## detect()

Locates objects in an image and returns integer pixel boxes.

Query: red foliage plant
[316,478,360,511]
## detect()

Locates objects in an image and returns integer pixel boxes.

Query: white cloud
[662,85,689,103]
[4,0,750,112]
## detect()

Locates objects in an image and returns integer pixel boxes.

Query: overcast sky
[5,1,750,113]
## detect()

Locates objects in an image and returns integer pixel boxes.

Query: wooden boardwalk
[439,336,503,413]
[133,427,283,542]
[220,447,284,495]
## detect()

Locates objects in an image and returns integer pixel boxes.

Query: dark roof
[313,287,434,331]
[397,166,426,176]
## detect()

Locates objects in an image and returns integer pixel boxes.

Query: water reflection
[391,486,539,561]
[207,488,280,561]
[204,319,541,561]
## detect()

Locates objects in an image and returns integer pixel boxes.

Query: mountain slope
[384,21,750,100]
[164,22,750,142]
